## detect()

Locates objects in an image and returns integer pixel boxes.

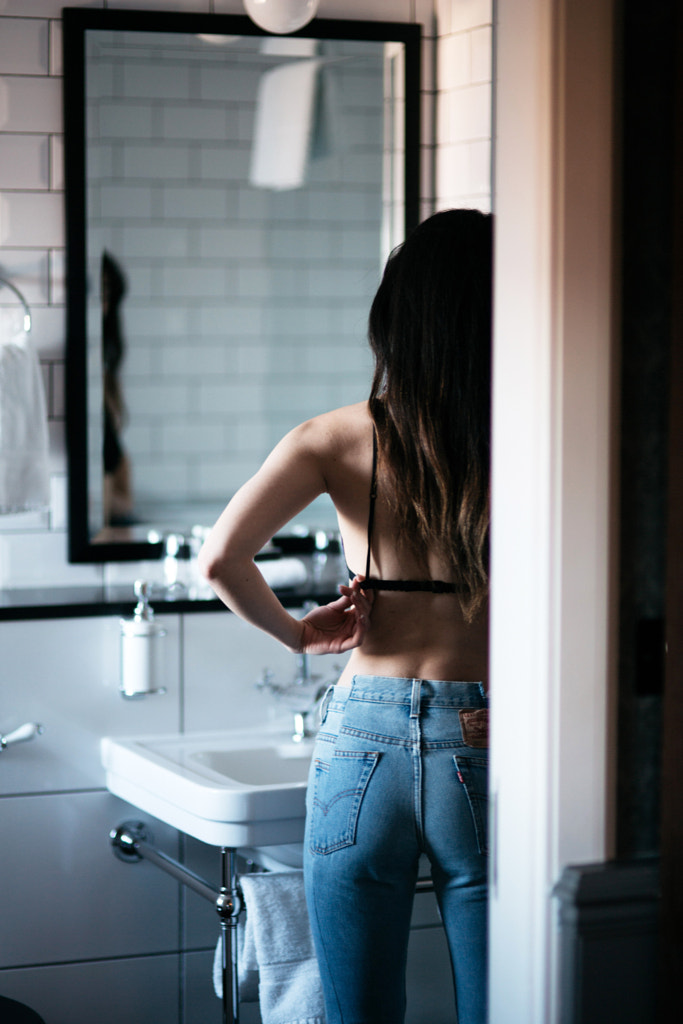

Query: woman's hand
[295,577,374,655]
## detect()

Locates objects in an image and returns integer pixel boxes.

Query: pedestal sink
[101,722,314,847]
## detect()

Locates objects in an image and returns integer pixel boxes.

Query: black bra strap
[364,429,378,580]
[359,578,459,594]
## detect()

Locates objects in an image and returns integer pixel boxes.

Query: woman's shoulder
[291,402,372,453]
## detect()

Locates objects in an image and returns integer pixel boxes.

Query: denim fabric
[304,676,489,1024]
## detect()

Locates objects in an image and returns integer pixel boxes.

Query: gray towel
[214,870,325,1024]
[0,338,49,513]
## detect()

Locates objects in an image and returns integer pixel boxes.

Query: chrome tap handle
[0,722,44,751]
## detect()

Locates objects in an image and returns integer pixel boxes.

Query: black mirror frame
[63,7,421,562]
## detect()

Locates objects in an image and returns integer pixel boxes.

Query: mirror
[64,9,420,562]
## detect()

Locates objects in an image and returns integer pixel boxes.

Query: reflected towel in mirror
[0,335,49,514]
[259,557,308,589]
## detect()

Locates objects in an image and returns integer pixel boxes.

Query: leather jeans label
[459,708,489,748]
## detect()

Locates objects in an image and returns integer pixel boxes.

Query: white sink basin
[101,723,314,847]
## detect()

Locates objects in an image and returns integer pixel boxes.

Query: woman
[199,208,492,1024]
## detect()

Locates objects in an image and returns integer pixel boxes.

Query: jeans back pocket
[308,750,380,855]
[453,752,489,856]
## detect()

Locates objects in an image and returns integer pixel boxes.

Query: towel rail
[110,821,241,1024]
[109,820,436,1024]
[0,276,32,333]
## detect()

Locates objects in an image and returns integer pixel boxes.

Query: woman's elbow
[197,542,225,583]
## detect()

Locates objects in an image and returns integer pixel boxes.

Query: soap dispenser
[119,580,167,699]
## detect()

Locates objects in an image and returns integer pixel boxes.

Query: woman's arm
[198,417,372,654]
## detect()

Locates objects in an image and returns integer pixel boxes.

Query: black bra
[351,432,459,595]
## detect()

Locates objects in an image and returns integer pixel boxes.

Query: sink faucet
[257,607,338,742]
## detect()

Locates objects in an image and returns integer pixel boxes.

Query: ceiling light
[243,0,320,35]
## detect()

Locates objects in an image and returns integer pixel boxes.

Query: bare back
[319,402,489,689]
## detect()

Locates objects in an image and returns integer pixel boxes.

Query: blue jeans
[304,676,489,1024]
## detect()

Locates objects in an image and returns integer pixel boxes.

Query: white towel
[259,557,308,589]
[213,870,325,1024]
[249,59,321,191]
[0,336,49,513]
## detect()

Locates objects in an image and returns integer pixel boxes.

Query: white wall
[488,0,617,1021]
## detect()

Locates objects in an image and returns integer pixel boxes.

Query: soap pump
[119,580,167,699]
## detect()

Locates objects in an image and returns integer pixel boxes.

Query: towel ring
[0,276,32,333]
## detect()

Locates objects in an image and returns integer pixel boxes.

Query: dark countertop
[0,566,345,622]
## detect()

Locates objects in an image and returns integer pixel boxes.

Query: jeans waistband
[328,675,487,711]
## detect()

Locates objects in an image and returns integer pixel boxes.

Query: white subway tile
[105,0,208,10]
[160,264,226,298]
[0,18,49,76]
[470,137,491,194]
[414,0,437,36]
[211,0,244,12]
[161,423,226,456]
[471,25,492,83]
[199,304,264,337]
[160,103,228,142]
[120,224,190,259]
[421,33,436,94]
[50,133,63,190]
[100,183,154,220]
[123,62,191,101]
[0,508,49,533]
[0,133,49,189]
[434,0,452,36]
[420,197,435,221]
[198,145,251,182]
[49,247,65,305]
[0,1,76,14]
[436,86,450,146]
[437,32,470,91]
[122,142,191,180]
[447,0,492,33]
[0,75,61,132]
[19,303,65,353]
[198,224,266,260]
[420,142,435,203]
[132,459,189,500]
[160,342,230,378]
[308,265,375,300]
[47,418,65,471]
[317,0,411,19]
[0,248,49,305]
[198,381,261,416]
[49,472,67,530]
[200,65,261,105]
[49,17,62,77]
[0,531,102,587]
[446,81,491,143]
[124,303,191,338]
[435,192,490,214]
[436,141,470,198]
[0,191,63,247]
[125,381,192,417]
[50,357,65,416]
[162,184,229,220]
[98,100,153,140]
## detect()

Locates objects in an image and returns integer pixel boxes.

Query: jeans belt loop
[410,678,422,718]
[319,684,335,725]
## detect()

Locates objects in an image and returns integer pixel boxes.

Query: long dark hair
[101,251,128,427]
[368,209,493,620]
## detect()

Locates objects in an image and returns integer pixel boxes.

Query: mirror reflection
[65,14,420,561]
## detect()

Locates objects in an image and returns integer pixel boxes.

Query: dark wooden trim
[660,0,683,1014]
